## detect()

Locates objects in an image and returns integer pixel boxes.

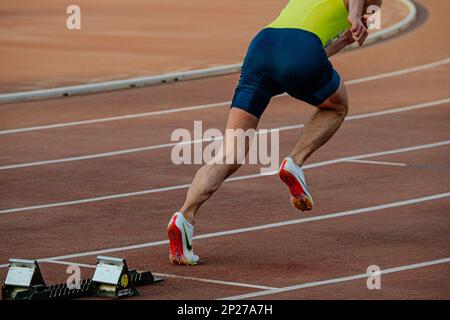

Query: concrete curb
[0,0,417,105]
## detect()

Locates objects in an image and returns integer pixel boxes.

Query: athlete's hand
[340,30,356,45]
[348,16,368,46]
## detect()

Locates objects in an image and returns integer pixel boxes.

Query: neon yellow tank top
[266,0,351,47]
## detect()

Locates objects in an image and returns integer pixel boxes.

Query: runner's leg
[180,108,259,224]
[289,80,349,166]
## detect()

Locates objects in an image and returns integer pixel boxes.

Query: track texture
[0,0,449,300]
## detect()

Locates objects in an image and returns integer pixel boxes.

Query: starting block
[2,259,46,300]
[2,256,162,300]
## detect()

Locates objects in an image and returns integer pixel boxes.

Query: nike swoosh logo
[293,171,312,197]
[183,223,193,251]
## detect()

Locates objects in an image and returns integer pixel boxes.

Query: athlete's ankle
[287,154,305,168]
[178,211,195,226]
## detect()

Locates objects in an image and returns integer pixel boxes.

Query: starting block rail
[2,256,163,300]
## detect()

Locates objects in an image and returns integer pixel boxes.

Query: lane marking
[220,257,450,300]
[0,101,230,136]
[40,259,276,290]
[0,58,448,136]
[1,98,449,170]
[1,140,449,215]
[0,183,192,215]
[345,58,450,85]
[153,273,277,290]
[1,191,448,269]
[40,259,95,269]
[345,159,408,167]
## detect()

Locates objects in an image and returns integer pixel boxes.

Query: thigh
[230,71,280,119]
[287,67,342,107]
[220,108,260,164]
[230,30,283,119]
[226,107,259,131]
[319,79,348,113]
[279,30,341,107]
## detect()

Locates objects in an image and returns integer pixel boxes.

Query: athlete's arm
[348,0,368,45]
[325,30,355,57]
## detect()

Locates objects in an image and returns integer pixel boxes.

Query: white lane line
[1,98,449,170]
[0,140,214,170]
[345,159,408,167]
[40,259,276,290]
[0,140,449,215]
[0,183,192,215]
[300,140,450,170]
[0,58,448,136]
[1,191,448,269]
[220,257,450,300]
[346,58,450,85]
[153,273,277,290]
[40,259,96,269]
[0,101,230,136]
[0,142,202,170]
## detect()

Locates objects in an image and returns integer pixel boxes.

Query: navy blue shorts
[231,28,341,119]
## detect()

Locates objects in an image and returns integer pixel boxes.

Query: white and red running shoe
[167,212,200,266]
[279,157,314,211]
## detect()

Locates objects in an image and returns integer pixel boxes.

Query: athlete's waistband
[260,27,324,47]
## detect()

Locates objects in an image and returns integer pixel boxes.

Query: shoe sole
[167,221,199,266]
[279,168,313,211]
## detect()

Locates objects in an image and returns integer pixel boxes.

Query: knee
[319,98,349,117]
[319,82,349,117]
[222,162,242,177]
[334,100,349,117]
